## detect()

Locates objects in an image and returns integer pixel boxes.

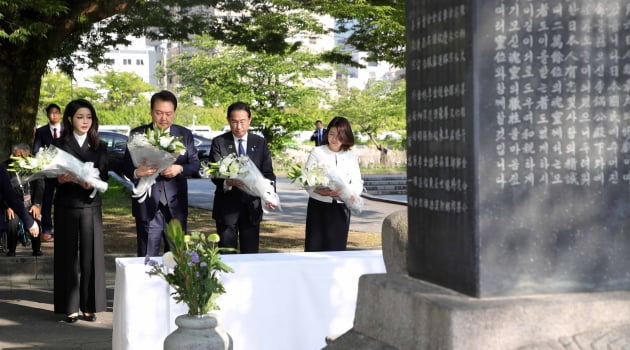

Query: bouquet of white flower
[287,163,330,190]
[200,154,280,210]
[127,129,187,203]
[288,163,363,215]
[8,146,108,198]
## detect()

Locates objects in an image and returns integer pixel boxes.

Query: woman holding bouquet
[304,116,363,252]
[53,99,108,324]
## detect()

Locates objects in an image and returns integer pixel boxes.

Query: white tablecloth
[112,250,385,350]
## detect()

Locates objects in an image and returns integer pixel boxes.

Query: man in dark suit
[0,164,39,246]
[122,90,200,257]
[3,143,44,256]
[310,120,327,146]
[33,103,62,242]
[210,101,276,253]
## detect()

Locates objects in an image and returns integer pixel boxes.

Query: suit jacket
[122,124,200,221]
[2,159,44,208]
[310,128,327,146]
[33,125,61,154]
[210,132,275,225]
[53,136,109,208]
[0,164,35,231]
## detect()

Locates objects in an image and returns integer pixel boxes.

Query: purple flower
[200,262,207,268]
[144,256,158,266]
[189,251,200,264]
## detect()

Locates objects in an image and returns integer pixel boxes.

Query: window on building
[136,59,144,65]
[123,59,132,65]
[104,58,114,65]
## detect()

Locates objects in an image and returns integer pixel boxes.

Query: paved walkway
[0,176,406,349]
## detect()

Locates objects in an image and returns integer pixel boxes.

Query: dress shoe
[41,233,53,242]
[5,251,15,257]
[32,250,43,257]
[82,313,97,322]
[64,314,79,323]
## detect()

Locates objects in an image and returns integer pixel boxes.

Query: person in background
[0,165,40,255]
[304,116,363,251]
[210,102,276,253]
[53,99,107,323]
[33,103,63,242]
[122,90,200,257]
[310,119,327,146]
[2,143,43,256]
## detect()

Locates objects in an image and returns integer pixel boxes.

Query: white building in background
[71,36,159,89]
[334,21,403,90]
[68,14,401,94]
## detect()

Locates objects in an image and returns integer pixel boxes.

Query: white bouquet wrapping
[287,163,330,190]
[288,163,363,215]
[8,146,108,198]
[200,154,280,211]
[126,129,187,203]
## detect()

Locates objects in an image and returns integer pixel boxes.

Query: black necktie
[53,128,58,139]
[238,139,245,156]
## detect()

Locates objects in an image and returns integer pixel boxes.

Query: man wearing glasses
[209,101,276,253]
[122,90,200,257]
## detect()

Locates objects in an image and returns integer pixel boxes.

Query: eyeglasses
[229,119,249,126]
[153,110,174,118]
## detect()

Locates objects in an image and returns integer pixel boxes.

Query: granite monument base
[324,274,630,349]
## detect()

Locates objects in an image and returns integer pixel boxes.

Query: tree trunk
[0,54,46,161]
[367,132,390,165]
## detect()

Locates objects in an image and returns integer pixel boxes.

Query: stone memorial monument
[327,0,630,348]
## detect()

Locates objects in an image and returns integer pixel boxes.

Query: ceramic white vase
[164,314,233,350]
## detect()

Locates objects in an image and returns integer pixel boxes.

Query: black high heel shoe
[82,313,97,322]
[64,314,79,323]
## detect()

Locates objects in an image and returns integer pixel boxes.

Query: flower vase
[164,314,233,350]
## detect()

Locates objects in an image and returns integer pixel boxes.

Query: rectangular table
[112,250,386,350]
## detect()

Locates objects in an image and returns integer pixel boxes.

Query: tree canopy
[0,0,404,155]
[169,36,331,151]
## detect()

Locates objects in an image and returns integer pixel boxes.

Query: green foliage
[169,37,331,151]
[89,71,153,109]
[38,71,99,124]
[331,79,405,143]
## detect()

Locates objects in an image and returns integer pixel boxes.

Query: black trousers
[53,206,106,315]
[216,203,262,254]
[305,198,351,252]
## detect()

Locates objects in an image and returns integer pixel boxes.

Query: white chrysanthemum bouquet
[287,163,330,190]
[127,128,187,203]
[8,146,108,198]
[288,163,363,215]
[200,154,280,210]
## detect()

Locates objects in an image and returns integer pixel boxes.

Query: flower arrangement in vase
[145,219,234,315]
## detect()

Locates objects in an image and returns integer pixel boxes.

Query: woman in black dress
[53,99,108,323]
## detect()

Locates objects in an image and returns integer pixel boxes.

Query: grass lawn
[37,178,381,255]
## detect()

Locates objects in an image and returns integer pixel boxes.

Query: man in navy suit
[122,90,200,257]
[310,120,327,146]
[210,102,276,253]
[33,103,62,241]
